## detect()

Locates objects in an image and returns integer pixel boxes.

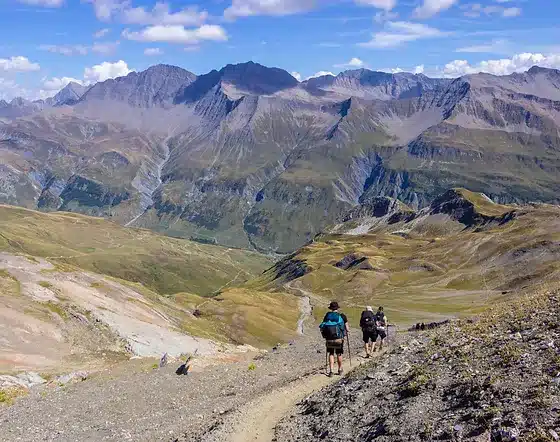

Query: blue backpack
[319,312,345,341]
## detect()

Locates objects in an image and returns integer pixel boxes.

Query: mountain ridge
[1,63,560,252]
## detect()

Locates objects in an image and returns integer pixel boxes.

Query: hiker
[319,301,349,377]
[360,306,377,358]
[373,306,388,351]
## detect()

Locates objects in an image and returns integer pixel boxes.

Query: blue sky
[0,0,559,100]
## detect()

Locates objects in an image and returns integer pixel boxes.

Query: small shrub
[0,388,27,405]
[248,363,256,371]
[498,342,521,365]
[399,366,431,398]
[38,281,53,289]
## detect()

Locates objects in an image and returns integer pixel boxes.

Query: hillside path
[227,357,364,442]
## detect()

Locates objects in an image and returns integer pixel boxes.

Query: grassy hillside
[0,205,270,296]
[0,205,301,371]
[246,191,560,328]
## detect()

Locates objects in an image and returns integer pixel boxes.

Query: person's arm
[342,313,350,333]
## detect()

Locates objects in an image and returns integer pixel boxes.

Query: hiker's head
[328,301,339,311]
[378,306,384,312]
[366,306,373,312]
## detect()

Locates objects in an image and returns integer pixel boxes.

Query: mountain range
[1,62,560,252]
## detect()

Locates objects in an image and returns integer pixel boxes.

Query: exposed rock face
[2,63,560,252]
[52,82,90,106]
[80,64,196,108]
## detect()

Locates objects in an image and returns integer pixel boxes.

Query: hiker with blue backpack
[319,301,349,377]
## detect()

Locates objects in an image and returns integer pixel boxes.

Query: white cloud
[94,28,110,38]
[441,53,560,77]
[0,56,40,72]
[224,0,316,19]
[86,0,127,21]
[42,76,83,92]
[123,24,228,44]
[123,3,207,26]
[359,21,447,49]
[0,78,34,101]
[456,39,510,54]
[379,67,404,73]
[462,3,522,18]
[335,57,365,68]
[144,47,163,56]
[414,64,425,74]
[374,10,399,23]
[39,44,89,56]
[92,41,120,54]
[502,7,521,17]
[414,0,458,19]
[39,42,119,56]
[16,0,63,7]
[354,0,396,11]
[83,60,132,83]
[291,71,302,81]
[306,71,335,80]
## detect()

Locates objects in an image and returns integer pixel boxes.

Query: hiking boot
[327,371,333,378]
[337,368,344,376]
[365,353,371,359]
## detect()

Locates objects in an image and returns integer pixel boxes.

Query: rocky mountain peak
[218,61,299,95]
[53,82,89,106]
[79,64,196,108]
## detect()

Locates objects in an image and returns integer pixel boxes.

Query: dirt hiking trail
[213,351,384,442]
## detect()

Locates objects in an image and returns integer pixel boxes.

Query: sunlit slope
[0,204,270,296]
[247,190,560,327]
[0,206,299,371]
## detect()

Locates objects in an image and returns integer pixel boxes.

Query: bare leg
[364,342,369,356]
[329,354,335,374]
[337,354,343,373]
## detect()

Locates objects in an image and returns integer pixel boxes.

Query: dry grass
[0,205,271,297]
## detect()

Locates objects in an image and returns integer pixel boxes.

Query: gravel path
[1,327,366,442]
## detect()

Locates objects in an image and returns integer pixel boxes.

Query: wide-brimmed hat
[366,306,373,312]
[328,301,339,310]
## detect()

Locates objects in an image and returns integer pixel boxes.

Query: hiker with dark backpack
[359,306,377,358]
[373,306,388,352]
[319,301,349,377]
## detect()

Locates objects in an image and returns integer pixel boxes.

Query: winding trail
[296,296,312,335]
[201,281,381,442]
[229,360,356,442]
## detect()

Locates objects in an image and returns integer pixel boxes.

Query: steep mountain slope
[52,81,90,106]
[2,63,560,252]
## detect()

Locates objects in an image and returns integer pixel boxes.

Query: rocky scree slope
[275,288,560,441]
[2,63,560,252]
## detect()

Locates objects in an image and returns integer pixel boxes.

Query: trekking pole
[346,333,352,367]
[325,345,328,375]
